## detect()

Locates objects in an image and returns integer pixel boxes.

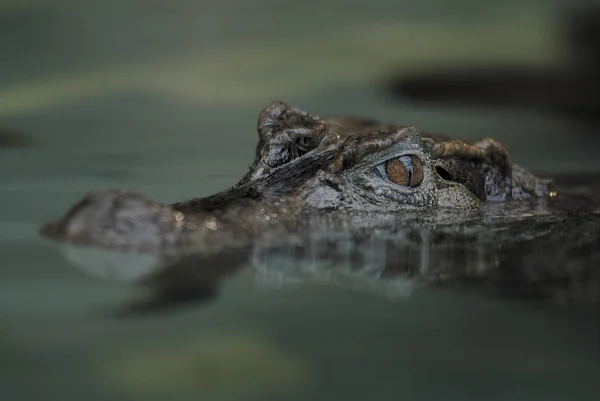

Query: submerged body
[41,101,552,252]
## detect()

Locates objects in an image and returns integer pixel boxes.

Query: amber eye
[384,155,423,187]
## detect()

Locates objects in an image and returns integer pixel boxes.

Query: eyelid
[373,165,386,179]
[361,146,424,169]
[398,155,413,170]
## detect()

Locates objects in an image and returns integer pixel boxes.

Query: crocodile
[40,100,553,252]
[39,101,600,308]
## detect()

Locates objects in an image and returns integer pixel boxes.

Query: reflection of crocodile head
[250,229,500,298]
[60,227,503,313]
[59,209,600,312]
[40,101,552,252]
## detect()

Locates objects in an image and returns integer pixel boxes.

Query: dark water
[1,1,599,400]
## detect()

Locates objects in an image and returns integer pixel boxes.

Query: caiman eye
[373,155,423,187]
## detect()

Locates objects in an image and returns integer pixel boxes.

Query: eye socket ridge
[372,154,423,188]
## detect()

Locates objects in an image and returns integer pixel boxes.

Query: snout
[39,189,177,250]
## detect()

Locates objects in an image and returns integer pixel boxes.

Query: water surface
[1,1,599,400]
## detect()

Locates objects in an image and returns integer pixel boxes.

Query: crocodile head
[237,101,550,209]
[40,101,552,251]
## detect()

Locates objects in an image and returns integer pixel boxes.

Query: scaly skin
[40,101,552,252]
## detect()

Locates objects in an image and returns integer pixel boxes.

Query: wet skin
[40,101,552,252]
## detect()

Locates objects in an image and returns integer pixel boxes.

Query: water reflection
[251,230,499,298]
[58,188,600,314]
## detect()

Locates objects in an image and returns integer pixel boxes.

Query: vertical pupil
[398,155,413,183]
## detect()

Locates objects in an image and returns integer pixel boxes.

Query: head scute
[432,138,512,177]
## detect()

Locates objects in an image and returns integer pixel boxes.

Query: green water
[1,1,599,400]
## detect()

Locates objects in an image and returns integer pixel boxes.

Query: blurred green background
[1,1,599,401]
